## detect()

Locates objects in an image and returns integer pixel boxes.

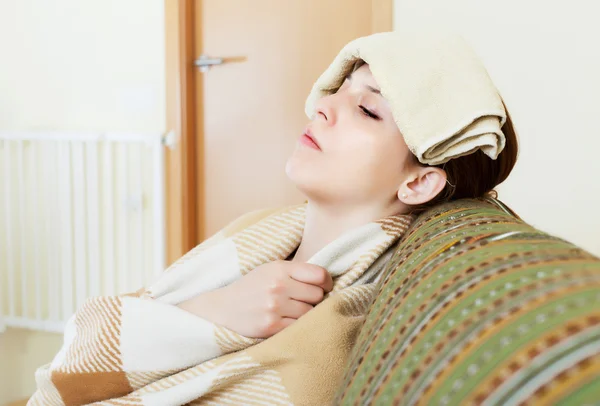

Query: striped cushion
[336,197,600,405]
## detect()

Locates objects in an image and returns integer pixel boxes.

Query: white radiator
[0,132,167,333]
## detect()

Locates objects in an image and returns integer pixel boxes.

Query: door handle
[194,54,224,72]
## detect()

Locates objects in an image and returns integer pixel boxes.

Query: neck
[290,200,406,262]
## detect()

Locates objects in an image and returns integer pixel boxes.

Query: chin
[285,157,307,189]
[285,158,321,198]
[285,153,355,202]
[285,153,307,183]
[286,170,347,205]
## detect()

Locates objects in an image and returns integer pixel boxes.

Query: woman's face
[286,64,415,207]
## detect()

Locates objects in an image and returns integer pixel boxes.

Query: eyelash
[360,105,380,120]
[342,77,380,120]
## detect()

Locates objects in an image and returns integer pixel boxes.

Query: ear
[397,167,447,205]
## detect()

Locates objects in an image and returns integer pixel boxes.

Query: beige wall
[394,0,600,256]
[0,0,166,132]
[0,1,165,403]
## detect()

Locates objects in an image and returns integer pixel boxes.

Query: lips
[300,128,321,150]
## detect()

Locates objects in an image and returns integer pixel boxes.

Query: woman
[30,28,517,405]
[177,59,517,339]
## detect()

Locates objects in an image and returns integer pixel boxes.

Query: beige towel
[305,28,507,165]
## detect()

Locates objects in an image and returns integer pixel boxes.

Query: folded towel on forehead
[305,28,507,165]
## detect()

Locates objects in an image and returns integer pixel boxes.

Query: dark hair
[410,100,519,214]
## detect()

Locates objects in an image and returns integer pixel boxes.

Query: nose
[313,93,340,126]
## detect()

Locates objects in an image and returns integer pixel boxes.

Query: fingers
[287,263,334,293]
[320,270,334,293]
[286,278,326,305]
[278,298,314,319]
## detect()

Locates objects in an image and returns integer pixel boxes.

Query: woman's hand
[177,260,333,338]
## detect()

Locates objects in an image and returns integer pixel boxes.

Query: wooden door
[165,0,393,262]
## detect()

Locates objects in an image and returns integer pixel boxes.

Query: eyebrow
[366,85,381,95]
[345,72,382,95]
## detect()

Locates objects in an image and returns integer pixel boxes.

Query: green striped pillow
[336,197,600,405]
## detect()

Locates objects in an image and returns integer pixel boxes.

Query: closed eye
[360,105,380,120]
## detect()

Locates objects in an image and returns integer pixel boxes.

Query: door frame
[164,0,198,264]
[163,0,393,264]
